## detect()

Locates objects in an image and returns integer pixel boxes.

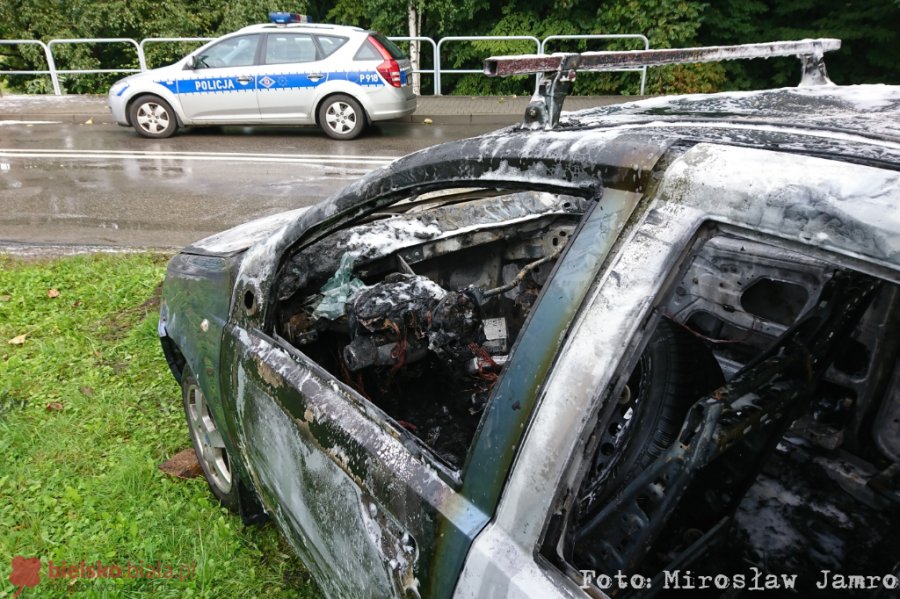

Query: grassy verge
[0,253,321,598]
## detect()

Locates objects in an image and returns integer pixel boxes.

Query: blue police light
[268,12,312,24]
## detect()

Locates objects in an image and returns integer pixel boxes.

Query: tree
[700,0,900,88]
[0,0,306,93]
[449,0,724,96]
[328,0,486,94]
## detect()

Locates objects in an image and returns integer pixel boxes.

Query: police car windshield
[370,33,407,59]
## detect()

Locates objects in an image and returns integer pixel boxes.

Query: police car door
[178,34,262,124]
[257,32,330,123]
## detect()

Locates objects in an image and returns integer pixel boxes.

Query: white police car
[108,13,416,140]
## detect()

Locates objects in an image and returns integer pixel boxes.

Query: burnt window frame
[270,182,601,483]
[536,219,900,591]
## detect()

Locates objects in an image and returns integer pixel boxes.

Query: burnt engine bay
[275,190,585,467]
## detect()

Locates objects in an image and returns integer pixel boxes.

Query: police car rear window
[317,35,348,58]
[354,41,381,61]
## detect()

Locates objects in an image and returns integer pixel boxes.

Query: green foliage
[0,0,898,95]
[701,0,900,89]
[451,0,724,95]
[0,254,321,599]
[0,0,306,94]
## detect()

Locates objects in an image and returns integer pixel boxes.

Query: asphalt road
[0,118,501,251]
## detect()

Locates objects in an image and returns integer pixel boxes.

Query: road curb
[0,94,640,128]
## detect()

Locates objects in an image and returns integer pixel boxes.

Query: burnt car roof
[558,85,900,143]
[196,85,900,301]
[312,85,900,229]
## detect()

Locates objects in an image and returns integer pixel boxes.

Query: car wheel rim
[135,102,170,135]
[185,381,232,493]
[325,101,357,134]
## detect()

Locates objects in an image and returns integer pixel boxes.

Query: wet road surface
[0,118,499,250]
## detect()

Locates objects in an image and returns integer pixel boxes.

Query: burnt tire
[318,94,366,140]
[581,319,725,508]
[129,95,177,139]
[182,367,239,513]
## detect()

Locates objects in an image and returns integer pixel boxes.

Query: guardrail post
[48,38,144,80]
[0,40,61,95]
[387,36,437,96]
[435,36,541,96]
[42,41,62,95]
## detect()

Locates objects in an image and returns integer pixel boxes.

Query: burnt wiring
[483,244,565,298]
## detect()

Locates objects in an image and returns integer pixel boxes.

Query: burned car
[159,40,900,599]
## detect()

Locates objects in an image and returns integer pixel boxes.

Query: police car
[108,13,416,140]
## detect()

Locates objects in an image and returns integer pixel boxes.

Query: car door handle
[308,73,324,81]
[237,76,253,84]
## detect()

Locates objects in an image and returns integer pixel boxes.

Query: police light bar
[268,12,313,24]
[484,39,840,77]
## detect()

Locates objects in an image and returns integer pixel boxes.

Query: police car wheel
[130,95,177,139]
[319,94,366,140]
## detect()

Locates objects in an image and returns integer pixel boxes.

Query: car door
[177,33,261,123]
[223,326,492,598]
[218,170,642,599]
[257,32,342,122]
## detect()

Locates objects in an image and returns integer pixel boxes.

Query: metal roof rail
[484,39,841,130]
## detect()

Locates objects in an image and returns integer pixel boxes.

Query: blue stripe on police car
[157,71,387,96]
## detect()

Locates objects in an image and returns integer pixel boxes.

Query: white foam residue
[346,218,442,257]
[735,475,804,563]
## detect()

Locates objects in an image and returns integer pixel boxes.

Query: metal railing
[0,33,651,96]
[385,36,437,94]
[0,39,61,95]
[435,36,541,95]
[48,38,146,73]
[139,37,214,69]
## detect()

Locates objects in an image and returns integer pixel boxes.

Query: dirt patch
[159,447,203,479]
[100,281,163,341]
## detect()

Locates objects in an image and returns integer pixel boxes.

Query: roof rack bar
[484,39,841,131]
[484,39,840,77]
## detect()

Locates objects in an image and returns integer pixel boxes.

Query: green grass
[0,253,322,598]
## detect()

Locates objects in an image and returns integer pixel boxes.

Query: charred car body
[159,40,900,598]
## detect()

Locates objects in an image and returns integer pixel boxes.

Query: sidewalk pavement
[0,94,640,126]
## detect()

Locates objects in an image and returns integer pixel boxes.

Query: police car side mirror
[184,55,197,70]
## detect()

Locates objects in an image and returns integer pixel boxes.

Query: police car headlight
[110,80,130,97]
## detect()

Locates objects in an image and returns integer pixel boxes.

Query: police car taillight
[368,36,402,88]
[268,12,312,24]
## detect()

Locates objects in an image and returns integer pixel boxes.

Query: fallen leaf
[80,386,93,396]
[46,402,64,412]
[159,448,203,479]
[0,294,11,302]
[7,334,27,345]
[71,300,82,308]
[423,118,433,125]
[84,118,93,125]
[47,288,60,298]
